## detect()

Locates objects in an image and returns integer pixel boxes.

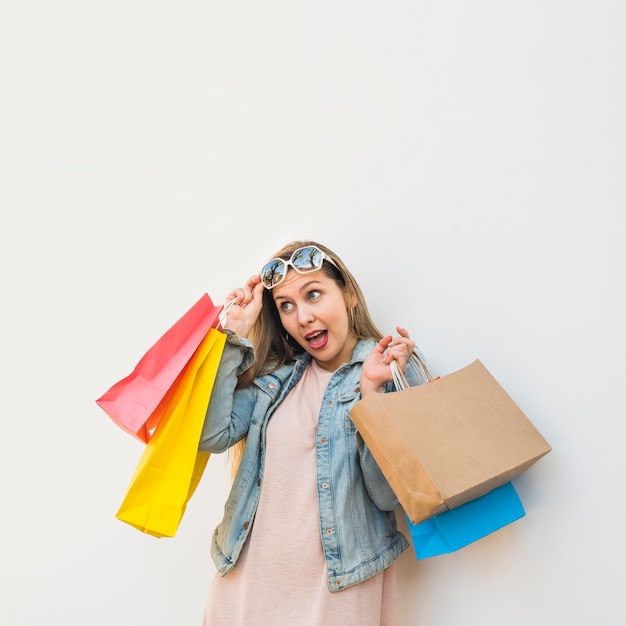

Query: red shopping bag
[96,293,222,442]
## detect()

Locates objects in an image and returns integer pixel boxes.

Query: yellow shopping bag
[115,327,226,538]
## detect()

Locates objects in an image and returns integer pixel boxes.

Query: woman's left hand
[360,326,416,396]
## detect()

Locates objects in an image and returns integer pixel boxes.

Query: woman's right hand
[222,274,265,338]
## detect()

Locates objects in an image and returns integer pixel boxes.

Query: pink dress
[202,359,398,626]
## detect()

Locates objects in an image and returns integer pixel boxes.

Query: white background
[2,1,624,624]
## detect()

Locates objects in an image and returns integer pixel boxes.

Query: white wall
[2,1,624,624]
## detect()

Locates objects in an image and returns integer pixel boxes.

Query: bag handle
[390,349,433,391]
[218,298,237,329]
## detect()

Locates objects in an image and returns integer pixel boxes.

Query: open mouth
[305,330,328,350]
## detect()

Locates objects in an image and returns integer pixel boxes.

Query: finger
[385,349,408,365]
[233,276,258,306]
[388,326,410,343]
[387,337,414,353]
[224,287,244,304]
[383,343,409,364]
[389,327,415,353]
[395,355,409,373]
[374,335,393,357]
[251,279,265,304]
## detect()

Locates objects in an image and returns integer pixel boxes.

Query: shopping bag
[406,482,525,559]
[96,293,222,442]
[115,327,226,538]
[350,358,551,525]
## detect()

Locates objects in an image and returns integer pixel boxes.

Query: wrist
[224,320,252,339]
[359,378,384,397]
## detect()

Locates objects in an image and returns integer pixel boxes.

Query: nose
[297,303,315,326]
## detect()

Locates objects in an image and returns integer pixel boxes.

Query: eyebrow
[273,279,324,302]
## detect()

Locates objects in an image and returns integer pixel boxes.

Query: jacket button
[243,522,249,530]
[326,528,333,534]
[269,383,275,389]
[322,483,328,489]
[321,438,327,444]
[257,479,261,487]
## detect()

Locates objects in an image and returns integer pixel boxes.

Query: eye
[307,290,322,302]
[279,301,294,313]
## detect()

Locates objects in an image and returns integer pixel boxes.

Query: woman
[199,241,427,625]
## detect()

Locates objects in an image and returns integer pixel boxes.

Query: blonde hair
[228,240,383,475]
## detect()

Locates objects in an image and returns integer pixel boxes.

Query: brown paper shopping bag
[350,358,551,525]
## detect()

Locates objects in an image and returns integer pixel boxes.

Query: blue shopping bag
[406,482,525,559]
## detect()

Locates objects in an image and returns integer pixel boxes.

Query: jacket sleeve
[352,355,430,511]
[354,431,402,511]
[198,331,256,454]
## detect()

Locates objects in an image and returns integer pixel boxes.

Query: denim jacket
[199,332,421,592]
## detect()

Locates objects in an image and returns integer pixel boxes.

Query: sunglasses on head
[260,245,339,289]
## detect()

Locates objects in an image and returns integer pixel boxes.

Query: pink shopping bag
[96,293,222,442]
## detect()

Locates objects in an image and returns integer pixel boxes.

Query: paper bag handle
[218,298,240,329]
[390,350,433,391]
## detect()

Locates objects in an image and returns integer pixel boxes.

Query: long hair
[228,240,384,475]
